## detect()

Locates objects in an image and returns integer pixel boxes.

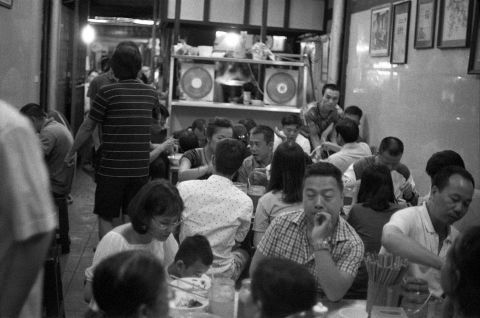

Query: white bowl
[170,294,208,318]
[169,276,212,317]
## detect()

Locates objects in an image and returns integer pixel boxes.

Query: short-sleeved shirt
[40,118,74,194]
[257,210,364,293]
[181,148,210,179]
[273,133,311,154]
[305,105,338,139]
[85,223,178,282]
[253,190,302,234]
[322,142,372,173]
[380,204,458,297]
[89,79,160,178]
[0,101,57,318]
[237,155,271,184]
[178,175,253,277]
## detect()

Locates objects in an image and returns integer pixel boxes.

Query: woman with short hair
[84,179,183,306]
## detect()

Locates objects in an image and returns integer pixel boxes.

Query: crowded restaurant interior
[1,0,480,317]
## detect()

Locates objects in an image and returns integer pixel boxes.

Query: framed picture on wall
[468,0,480,73]
[391,1,411,64]
[414,0,437,48]
[437,0,473,48]
[370,4,392,57]
[0,0,12,9]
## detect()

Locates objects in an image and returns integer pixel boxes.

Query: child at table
[168,234,213,278]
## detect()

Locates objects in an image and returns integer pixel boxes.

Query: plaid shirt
[257,210,364,293]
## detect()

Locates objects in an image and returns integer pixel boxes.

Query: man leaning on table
[381,165,474,297]
[250,162,364,301]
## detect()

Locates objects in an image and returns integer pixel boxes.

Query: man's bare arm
[382,224,443,269]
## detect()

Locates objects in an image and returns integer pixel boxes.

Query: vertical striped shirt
[89,79,159,178]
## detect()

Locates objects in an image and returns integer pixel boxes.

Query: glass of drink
[209,277,235,318]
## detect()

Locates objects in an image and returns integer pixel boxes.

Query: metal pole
[151,0,159,84]
[328,0,345,84]
[261,0,268,42]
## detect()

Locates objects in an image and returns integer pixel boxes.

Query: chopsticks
[169,275,209,291]
[168,275,209,299]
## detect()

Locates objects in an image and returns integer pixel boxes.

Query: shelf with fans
[171,100,301,113]
[167,54,307,131]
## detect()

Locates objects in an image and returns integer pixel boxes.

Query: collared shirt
[323,142,372,173]
[343,156,416,214]
[237,155,271,184]
[380,204,458,297]
[273,133,311,154]
[178,175,253,277]
[305,105,339,140]
[257,210,364,293]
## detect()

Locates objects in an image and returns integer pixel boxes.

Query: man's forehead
[251,133,266,141]
[304,175,341,191]
[442,174,474,194]
[324,89,340,96]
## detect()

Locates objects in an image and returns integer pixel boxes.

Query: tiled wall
[344,3,480,195]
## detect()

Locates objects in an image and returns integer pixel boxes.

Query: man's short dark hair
[304,162,343,192]
[426,150,465,178]
[110,41,142,80]
[175,235,213,267]
[214,139,245,176]
[206,117,233,139]
[251,258,317,318]
[178,130,199,152]
[191,118,206,132]
[152,104,169,120]
[345,105,363,119]
[432,166,474,191]
[20,103,46,119]
[281,114,302,127]
[321,83,339,95]
[250,125,274,144]
[378,136,404,157]
[335,118,359,143]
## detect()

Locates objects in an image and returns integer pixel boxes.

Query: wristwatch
[312,240,330,252]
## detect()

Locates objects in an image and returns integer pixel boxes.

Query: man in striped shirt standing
[66,41,160,239]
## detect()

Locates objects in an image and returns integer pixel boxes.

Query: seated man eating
[250,162,364,301]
